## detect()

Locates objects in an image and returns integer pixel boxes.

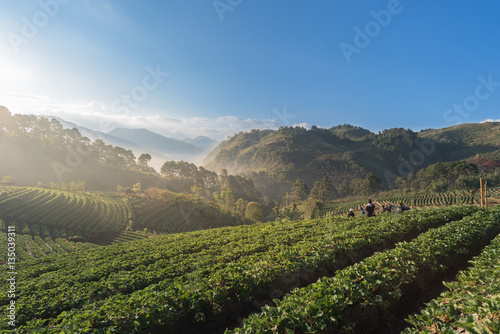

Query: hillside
[202,122,500,188]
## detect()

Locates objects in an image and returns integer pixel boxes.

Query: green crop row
[228,206,500,333]
[2,206,477,333]
[326,191,476,217]
[0,186,130,236]
[0,222,98,262]
[100,231,150,246]
[403,232,500,333]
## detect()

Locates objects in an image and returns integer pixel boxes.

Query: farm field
[0,186,131,237]
[0,219,97,263]
[323,190,482,217]
[230,206,500,333]
[404,232,500,333]
[0,186,245,252]
[2,204,499,333]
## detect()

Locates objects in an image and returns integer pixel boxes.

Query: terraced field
[0,219,97,263]
[324,190,478,217]
[128,196,242,234]
[2,205,500,333]
[0,186,131,236]
[1,185,499,332]
[0,186,244,251]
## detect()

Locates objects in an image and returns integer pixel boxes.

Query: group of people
[347,200,411,217]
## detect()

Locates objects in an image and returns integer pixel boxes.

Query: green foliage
[310,176,336,201]
[404,229,500,333]
[309,201,322,219]
[0,206,478,333]
[290,178,309,201]
[138,153,152,166]
[412,161,479,192]
[245,201,263,222]
[234,198,246,217]
[0,186,131,238]
[372,127,417,151]
[134,187,243,233]
[230,206,500,333]
[0,112,171,191]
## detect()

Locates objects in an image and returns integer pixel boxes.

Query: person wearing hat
[347,208,355,217]
[365,199,375,217]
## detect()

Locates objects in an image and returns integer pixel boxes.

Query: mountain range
[5,111,500,193]
[50,117,218,170]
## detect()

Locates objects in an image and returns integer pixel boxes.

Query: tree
[198,166,219,190]
[283,203,299,220]
[338,180,351,198]
[138,153,152,166]
[191,185,204,197]
[245,201,263,222]
[290,178,309,201]
[234,198,246,217]
[364,172,381,194]
[395,176,406,195]
[350,178,365,196]
[132,182,141,193]
[309,201,322,219]
[310,176,336,201]
[219,169,229,190]
[213,189,234,213]
[76,181,85,192]
[161,161,179,179]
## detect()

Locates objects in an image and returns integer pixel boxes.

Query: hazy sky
[1,0,500,140]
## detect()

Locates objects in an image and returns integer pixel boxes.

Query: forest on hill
[203,123,500,199]
[3,105,500,222]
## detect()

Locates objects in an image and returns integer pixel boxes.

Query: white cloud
[0,94,308,141]
[482,119,500,123]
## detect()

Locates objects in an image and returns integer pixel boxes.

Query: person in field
[365,199,375,217]
[347,208,355,217]
[359,206,365,216]
[398,202,411,213]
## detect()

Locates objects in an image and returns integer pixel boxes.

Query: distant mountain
[181,136,219,149]
[48,118,218,169]
[202,122,500,188]
[50,117,146,152]
[109,128,198,154]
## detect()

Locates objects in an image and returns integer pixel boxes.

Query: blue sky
[1,0,500,140]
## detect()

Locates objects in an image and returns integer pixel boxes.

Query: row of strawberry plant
[0,222,98,261]
[328,191,477,217]
[1,216,371,329]
[403,231,500,333]
[0,187,131,236]
[229,206,500,333]
[2,189,54,221]
[384,191,475,207]
[129,198,168,231]
[2,206,478,333]
[100,231,150,246]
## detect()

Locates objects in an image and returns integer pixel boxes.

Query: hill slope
[202,122,500,187]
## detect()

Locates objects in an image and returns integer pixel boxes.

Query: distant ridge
[47,116,218,168]
[202,122,500,187]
